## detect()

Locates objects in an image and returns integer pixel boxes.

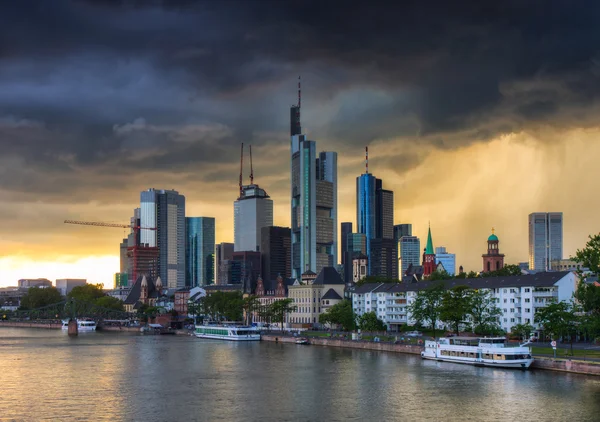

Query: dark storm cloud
[1,0,600,200]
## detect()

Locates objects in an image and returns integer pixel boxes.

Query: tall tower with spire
[482,228,505,273]
[422,225,436,277]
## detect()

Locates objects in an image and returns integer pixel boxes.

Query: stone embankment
[0,321,62,329]
[262,334,600,376]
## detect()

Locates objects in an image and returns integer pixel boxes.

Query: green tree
[469,289,502,334]
[19,287,63,310]
[242,295,260,325]
[427,270,453,281]
[440,285,472,335]
[355,276,400,287]
[358,311,386,332]
[574,233,600,276]
[68,284,105,303]
[534,301,580,354]
[511,323,535,341]
[270,298,297,330]
[573,233,600,341]
[319,300,356,331]
[409,283,444,338]
[94,296,124,311]
[200,292,244,322]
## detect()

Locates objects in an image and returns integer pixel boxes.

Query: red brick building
[482,229,505,273]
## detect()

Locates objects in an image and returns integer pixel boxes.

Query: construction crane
[64,219,156,232]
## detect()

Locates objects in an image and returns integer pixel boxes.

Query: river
[0,328,599,421]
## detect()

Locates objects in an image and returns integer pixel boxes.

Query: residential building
[393,224,412,242]
[261,226,291,283]
[234,184,273,252]
[519,262,530,271]
[107,286,131,302]
[186,217,215,287]
[290,110,337,278]
[369,238,398,280]
[482,230,505,273]
[352,272,577,333]
[174,286,206,317]
[399,236,421,276]
[140,188,186,290]
[422,226,436,277]
[288,267,346,327]
[55,279,86,296]
[18,279,52,288]
[435,247,456,276]
[215,242,234,284]
[529,212,563,271]
[0,287,28,310]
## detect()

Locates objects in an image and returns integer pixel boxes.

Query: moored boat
[421,337,533,369]
[194,324,260,341]
[61,319,97,332]
[295,338,309,345]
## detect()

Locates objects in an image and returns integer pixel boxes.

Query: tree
[199,292,244,322]
[409,283,444,338]
[19,287,63,310]
[269,298,296,330]
[469,289,502,335]
[68,284,105,303]
[574,233,600,276]
[358,311,386,332]
[94,296,124,311]
[511,323,535,341]
[319,300,356,331]
[355,276,400,287]
[573,234,600,340]
[427,270,453,281]
[242,295,260,326]
[535,301,580,354]
[440,285,472,335]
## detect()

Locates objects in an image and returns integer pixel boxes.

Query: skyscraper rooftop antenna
[365,146,369,174]
[249,144,254,185]
[297,75,301,130]
[239,143,244,196]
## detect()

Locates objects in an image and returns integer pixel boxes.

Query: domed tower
[482,228,505,273]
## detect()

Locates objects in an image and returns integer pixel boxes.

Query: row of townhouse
[352,271,578,333]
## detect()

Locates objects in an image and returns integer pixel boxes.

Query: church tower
[482,228,505,273]
[422,225,436,277]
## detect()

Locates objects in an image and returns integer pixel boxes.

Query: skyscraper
[290,85,337,278]
[399,235,420,276]
[529,212,563,271]
[186,217,215,287]
[436,246,457,275]
[393,224,412,243]
[215,242,234,284]
[376,179,394,240]
[140,188,186,290]
[234,184,273,252]
[261,226,291,282]
[369,238,398,279]
[340,222,353,265]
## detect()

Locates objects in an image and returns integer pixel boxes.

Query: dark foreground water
[1,329,599,421]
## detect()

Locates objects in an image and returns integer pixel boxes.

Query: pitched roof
[353,283,384,294]
[313,267,344,285]
[124,275,160,305]
[425,225,434,255]
[322,288,343,300]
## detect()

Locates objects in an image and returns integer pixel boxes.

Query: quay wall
[531,357,600,376]
[0,321,62,329]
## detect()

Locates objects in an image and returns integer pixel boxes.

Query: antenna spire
[297,76,301,132]
[249,145,254,185]
[239,143,244,196]
[365,146,369,174]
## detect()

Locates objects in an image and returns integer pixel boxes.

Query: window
[510,298,515,303]
[504,299,507,303]
[525,308,530,313]
[503,289,507,293]
[524,288,530,293]
[510,318,515,323]
[510,308,514,313]
[503,309,507,313]
[503,318,507,322]
[525,298,530,303]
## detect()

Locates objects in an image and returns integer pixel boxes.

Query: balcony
[534,290,558,297]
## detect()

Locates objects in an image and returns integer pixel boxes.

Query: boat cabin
[438,337,507,347]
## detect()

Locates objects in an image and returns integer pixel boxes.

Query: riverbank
[0,321,62,329]
[262,334,600,376]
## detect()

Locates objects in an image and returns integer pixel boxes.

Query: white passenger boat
[61,319,97,332]
[421,337,533,369]
[194,324,260,341]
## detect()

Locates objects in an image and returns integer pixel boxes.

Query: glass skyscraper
[399,235,421,276]
[186,217,215,287]
[234,184,273,252]
[356,173,376,257]
[528,212,563,271]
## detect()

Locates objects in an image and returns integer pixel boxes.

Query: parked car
[405,331,423,337]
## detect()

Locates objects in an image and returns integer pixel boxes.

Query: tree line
[17,284,124,312]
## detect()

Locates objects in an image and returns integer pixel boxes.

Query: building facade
[232,251,261,294]
[393,224,412,242]
[18,279,52,288]
[356,172,376,258]
[435,246,456,276]
[376,179,394,240]
[399,235,421,276]
[482,230,505,273]
[369,238,398,280]
[352,272,577,333]
[528,212,563,271]
[261,226,291,283]
[55,279,87,296]
[140,188,186,290]
[234,184,273,252]
[185,217,215,287]
[215,242,234,284]
[422,227,436,277]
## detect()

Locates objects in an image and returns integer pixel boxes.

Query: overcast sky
[1,0,600,286]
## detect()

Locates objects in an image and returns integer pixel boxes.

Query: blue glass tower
[356,172,376,264]
[185,217,215,287]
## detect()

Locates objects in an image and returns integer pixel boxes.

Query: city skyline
[2,1,600,286]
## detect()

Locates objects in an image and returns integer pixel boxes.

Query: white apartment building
[352,271,577,333]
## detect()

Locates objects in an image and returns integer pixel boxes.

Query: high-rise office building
[344,232,367,284]
[290,88,337,278]
[261,226,291,282]
[393,224,412,243]
[234,184,273,252]
[435,246,457,275]
[119,238,128,274]
[232,251,261,294]
[369,238,398,279]
[376,179,394,240]
[215,242,234,284]
[341,222,353,265]
[399,235,421,276]
[140,188,186,290]
[529,212,563,271]
[186,217,215,287]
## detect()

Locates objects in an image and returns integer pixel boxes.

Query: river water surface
[1,328,599,421]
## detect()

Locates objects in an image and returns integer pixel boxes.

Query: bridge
[3,298,134,322]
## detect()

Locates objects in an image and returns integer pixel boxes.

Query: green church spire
[425,224,434,255]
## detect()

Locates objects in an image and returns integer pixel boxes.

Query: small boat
[421,336,533,369]
[61,319,97,332]
[194,324,260,341]
[295,338,309,345]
